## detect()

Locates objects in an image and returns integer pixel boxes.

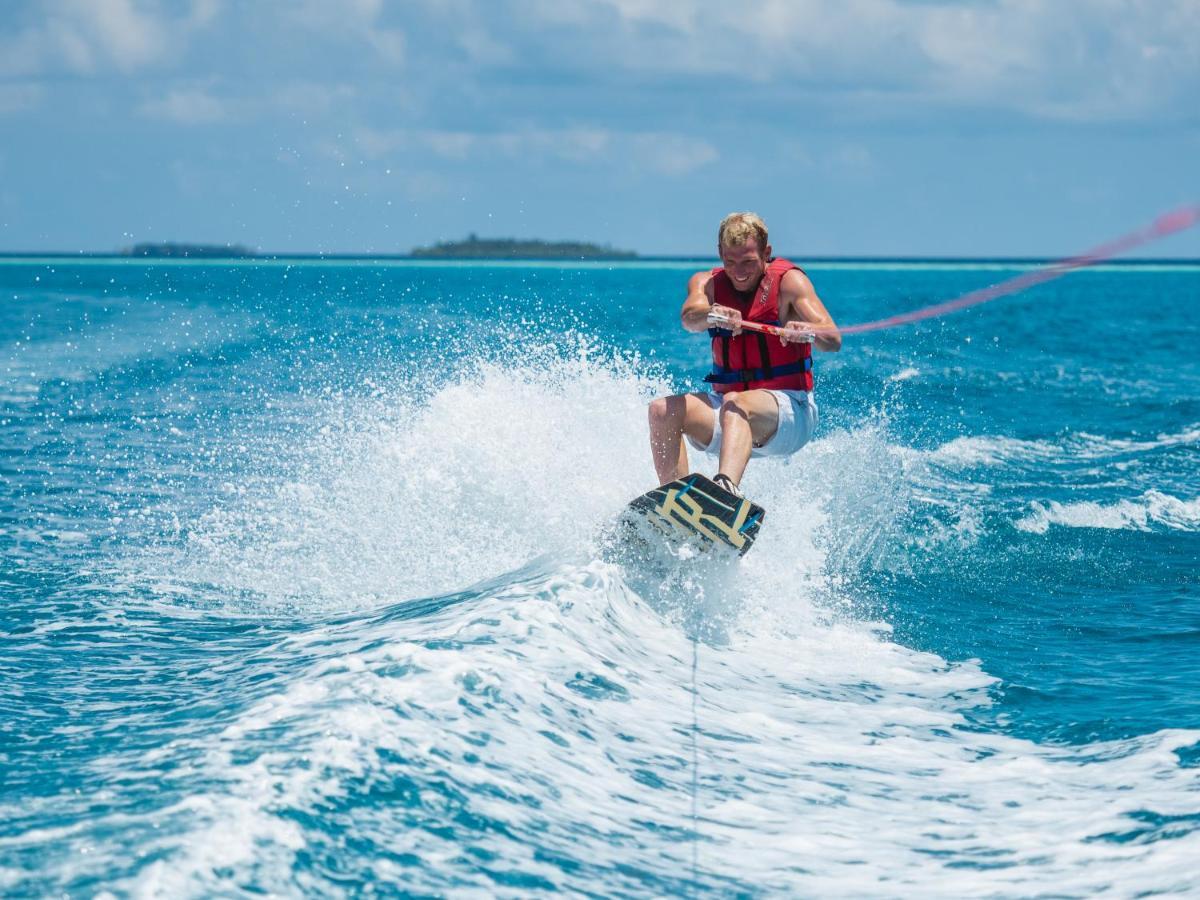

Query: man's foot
[712,473,743,498]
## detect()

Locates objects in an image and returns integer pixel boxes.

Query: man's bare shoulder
[688,269,716,296]
[780,266,815,296]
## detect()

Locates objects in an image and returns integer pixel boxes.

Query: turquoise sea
[2,257,1198,896]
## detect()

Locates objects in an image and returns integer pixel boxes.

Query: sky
[1,0,1198,257]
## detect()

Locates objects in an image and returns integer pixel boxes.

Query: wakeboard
[618,473,765,556]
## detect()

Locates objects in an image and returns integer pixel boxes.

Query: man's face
[720,240,770,291]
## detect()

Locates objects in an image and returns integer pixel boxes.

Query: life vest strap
[755,333,773,380]
[704,357,812,385]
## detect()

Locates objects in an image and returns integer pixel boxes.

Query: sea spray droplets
[146,335,673,611]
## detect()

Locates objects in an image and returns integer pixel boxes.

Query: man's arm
[778,269,841,352]
[680,270,720,333]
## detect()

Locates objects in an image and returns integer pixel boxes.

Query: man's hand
[778,321,816,344]
[707,305,743,334]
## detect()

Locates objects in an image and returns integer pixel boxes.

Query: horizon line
[1,251,1198,265]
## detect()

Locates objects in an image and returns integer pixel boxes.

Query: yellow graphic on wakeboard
[618,473,765,557]
[651,485,751,550]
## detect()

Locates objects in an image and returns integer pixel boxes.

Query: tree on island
[410,234,636,259]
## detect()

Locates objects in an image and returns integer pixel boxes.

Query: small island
[122,242,258,259]
[411,234,636,260]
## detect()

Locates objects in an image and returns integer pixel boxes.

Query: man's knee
[719,394,749,422]
[720,391,777,444]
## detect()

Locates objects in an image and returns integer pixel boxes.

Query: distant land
[0,240,1193,265]
[111,237,637,260]
[410,234,636,259]
[123,242,258,258]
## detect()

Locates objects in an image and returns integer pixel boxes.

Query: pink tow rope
[726,204,1200,339]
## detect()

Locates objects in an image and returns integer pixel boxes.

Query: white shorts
[685,390,818,459]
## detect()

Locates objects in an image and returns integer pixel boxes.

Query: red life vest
[706,257,813,393]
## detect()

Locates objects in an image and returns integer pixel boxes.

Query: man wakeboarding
[647,212,841,495]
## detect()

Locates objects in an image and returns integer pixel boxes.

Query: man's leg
[717,390,780,486]
[647,392,718,485]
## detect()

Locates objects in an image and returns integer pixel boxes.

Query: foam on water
[146,341,672,610]
[139,338,947,613]
[929,424,1200,469]
[34,556,1198,896]
[5,255,1199,898]
[1016,490,1200,534]
[49,348,1183,895]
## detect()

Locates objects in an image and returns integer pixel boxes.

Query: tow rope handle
[706,312,815,342]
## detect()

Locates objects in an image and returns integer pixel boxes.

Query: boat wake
[40,343,1191,896]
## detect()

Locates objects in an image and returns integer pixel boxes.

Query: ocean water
[1,257,1198,897]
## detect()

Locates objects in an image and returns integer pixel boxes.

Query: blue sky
[1,0,1197,256]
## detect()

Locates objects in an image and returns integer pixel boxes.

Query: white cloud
[349,124,713,175]
[601,0,699,31]
[69,0,169,69]
[457,27,513,65]
[365,28,406,64]
[0,0,218,76]
[424,130,477,160]
[4,0,1194,140]
[189,0,222,28]
[140,87,229,124]
[630,134,718,176]
[273,82,360,116]
[558,128,611,161]
[503,0,1200,122]
[285,0,406,64]
[139,80,368,127]
[826,143,877,181]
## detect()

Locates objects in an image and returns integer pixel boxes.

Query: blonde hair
[718,212,768,252]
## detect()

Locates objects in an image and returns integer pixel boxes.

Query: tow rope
[724,204,1200,339]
